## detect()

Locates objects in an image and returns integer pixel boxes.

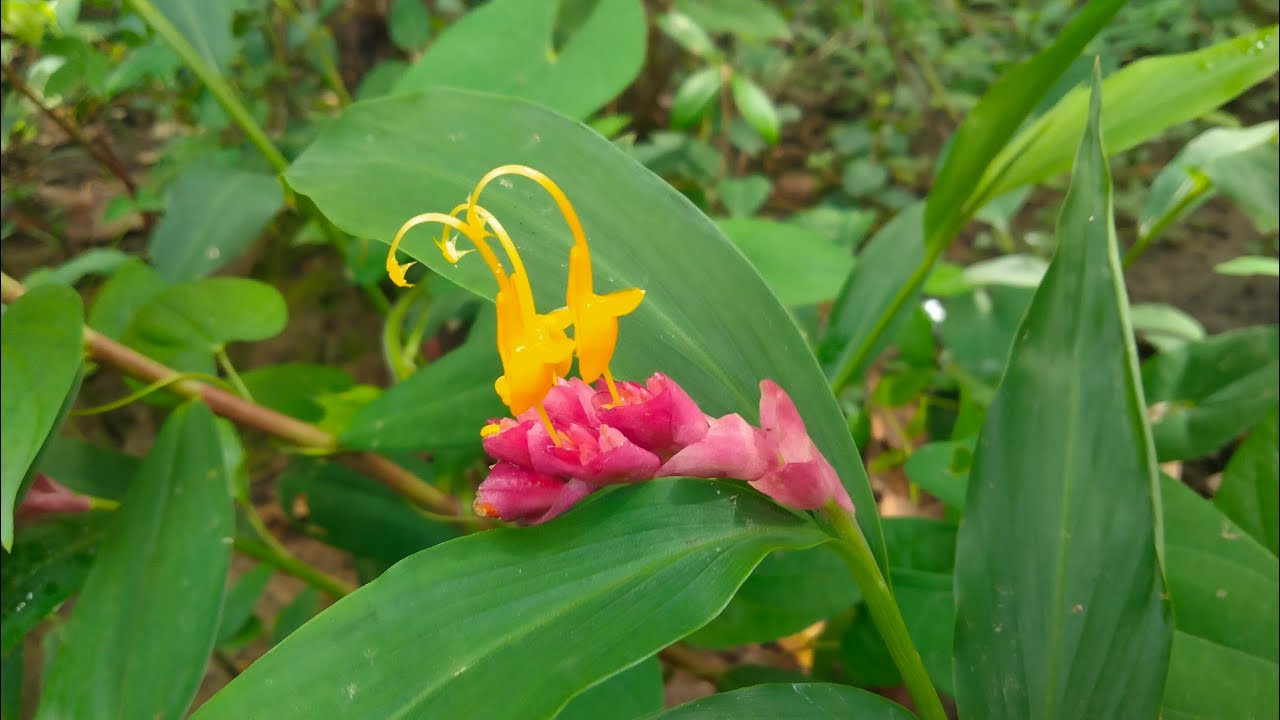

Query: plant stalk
[0,272,460,518]
[233,536,354,598]
[129,0,290,176]
[823,503,947,720]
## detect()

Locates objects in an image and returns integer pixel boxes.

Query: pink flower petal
[659,413,773,480]
[518,377,599,427]
[531,478,594,524]
[473,462,569,521]
[528,422,660,485]
[754,380,854,512]
[595,372,709,456]
[16,474,93,517]
[482,418,536,468]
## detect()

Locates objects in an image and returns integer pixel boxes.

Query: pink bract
[593,372,708,457]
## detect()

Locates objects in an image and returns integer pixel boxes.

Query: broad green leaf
[86,258,167,339]
[716,174,770,218]
[1129,302,1205,353]
[342,307,503,451]
[148,0,234,74]
[1142,325,1279,461]
[729,75,779,145]
[193,480,827,719]
[687,545,857,648]
[1139,121,1278,238]
[21,247,131,289]
[149,162,284,281]
[558,656,662,720]
[216,564,273,647]
[0,514,108,654]
[1,284,83,549]
[649,683,917,720]
[1215,255,1280,276]
[240,363,354,423]
[953,70,1172,719]
[388,0,430,52]
[672,0,789,41]
[978,27,1280,205]
[1213,410,1279,555]
[936,285,1036,384]
[818,203,924,383]
[670,67,722,129]
[35,436,137,502]
[123,277,288,374]
[716,218,853,307]
[1,642,19,720]
[841,157,888,198]
[37,403,234,720]
[394,0,646,119]
[1161,475,1279,718]
[1204,138,1280,232]
[961,254,1047,289]
[272,587,319,644]
[286,88,885,562]
[903,440,973,511]
[277,459,458,566]
[355,58,408,101]
[925,0,1126,245]
[716,665,811,692]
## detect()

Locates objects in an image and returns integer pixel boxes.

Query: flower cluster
[386,165,852,524]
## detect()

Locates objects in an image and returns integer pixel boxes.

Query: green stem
[831,243,944,394]
[216,349,254,401]
[233,534,354,599]
[130,0,290,176]
[824,503,947,720]
[1123,179,1212,268]
[71,371,236,416]
[382,283,425,381]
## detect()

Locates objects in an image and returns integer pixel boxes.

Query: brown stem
[660,644,729,681]
[3,63,139,197]
[0,272,460,518]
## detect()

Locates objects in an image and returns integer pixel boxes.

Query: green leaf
[277,459,458,566]
[558,656,662,720]
[216,564,273,647]
[818,204,924,382]
[239,363,354,423]
[672,0,789,41]
[354,58,408,101]
[730,75,779,145]
[1161,475,1279,719]
[1,514,108,654]
[2,642,20,720]
[716,665,811,691]
[21,247,131,289]
[343,308,502,451]
[1,284,83,550]
[123,278,288,373]
[1129,302,1205,353]
[716,174,770,218]
[394,0,646,119]
[1140,121,1278,239]
[936,285,1036,384]
[86,258,167,340]
[388,0,430,52]
[716,218,853,308]
[1204,139,1280,232]
[36,403,234,720]
[649,683,917,719]
[35,436,137,502]
[148,0,234,74]
[285,87,884,562]
[1142,325,1279,461]
[149,162,284,281]
[978,27,1280,206]
[193,480,827,719]
[903,439,973,511]
[924,0,1125,246]
[1214,410,1279,555]
[1215,255,1280,276]
[656,11,718,59]
[272,587,319,644]
[687,545,857,648]
[841,157,888,198]
[953,68,1172,719]
[670,67,722,129]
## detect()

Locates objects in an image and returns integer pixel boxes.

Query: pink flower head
[593,372,709,457]
[481,417,537,468]
[473,462,593,524]
[520,377,599,427]
[527,422,661,486]
[752,380,853,512]
[659,413,772,480]
[17,474,93,517]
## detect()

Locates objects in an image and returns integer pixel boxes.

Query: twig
[0,271,460,518]
[2,63,140,196]
[660,644,729,681]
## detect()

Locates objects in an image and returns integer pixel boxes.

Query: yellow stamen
[536,404,562,447]
[480,423,502,438]
[602,367,621,405]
